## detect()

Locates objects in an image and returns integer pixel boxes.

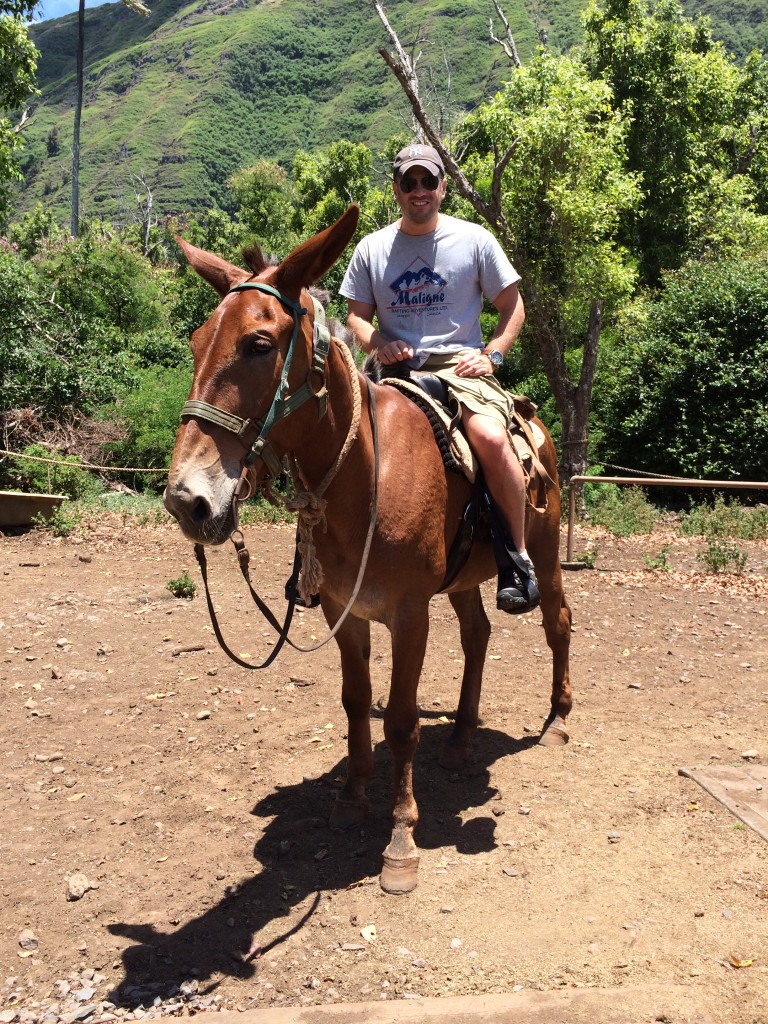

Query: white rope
[274,339,363,604]
[0,447,166,474]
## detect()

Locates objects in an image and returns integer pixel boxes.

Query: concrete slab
[213,985,713,1023]
[680,764,768,843]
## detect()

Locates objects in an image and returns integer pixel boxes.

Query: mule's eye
[243,334,273,357]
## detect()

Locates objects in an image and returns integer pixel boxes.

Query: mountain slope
[19,0,765,226]
[21,0,565,223]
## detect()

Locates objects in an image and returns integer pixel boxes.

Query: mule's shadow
[107,722,537,1007]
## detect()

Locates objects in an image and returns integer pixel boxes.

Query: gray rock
[17,929,38,951]
[66,874,94,901]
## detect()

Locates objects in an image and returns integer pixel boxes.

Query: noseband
[179,282,332,483]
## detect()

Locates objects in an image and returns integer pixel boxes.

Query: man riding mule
[164,203,572,895]
[342,143,539,614]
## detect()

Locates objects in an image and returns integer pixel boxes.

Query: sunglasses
[397,172,441,193]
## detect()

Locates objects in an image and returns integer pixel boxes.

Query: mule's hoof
[380,855,419,895]
[539,717,569,747]
[329,796,369,831]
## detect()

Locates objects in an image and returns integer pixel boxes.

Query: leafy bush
[13,444,103,499]
[680,495,768,540]
[95,491,170,526]
[584,483,658,535]
[596,252,768,480]
[99,364,193,491]
[0,248,85,413]
[32,501,81,537]
[696,539,748,574]
[238,495,294,526]
[166,570,197,599]
[644,545,672,572]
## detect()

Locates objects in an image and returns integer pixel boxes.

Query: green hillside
[18,0,573,224]
[17,0,765,226]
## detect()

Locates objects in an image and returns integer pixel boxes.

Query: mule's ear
[175,235,249,298]
[275,205,360,296]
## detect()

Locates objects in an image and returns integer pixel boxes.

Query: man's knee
[464,411,506,448]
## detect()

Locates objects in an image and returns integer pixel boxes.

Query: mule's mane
[241,243,271,275]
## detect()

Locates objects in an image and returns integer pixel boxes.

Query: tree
[456,54,639,479]
[227,160,298,259]
[292,140,394,300]
[582,0,768,284]
[595,252,768,479]
[71,0,150,237]
[0,0,39,227]
[376,6,639,481]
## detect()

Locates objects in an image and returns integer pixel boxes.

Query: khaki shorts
[419,352,514,429]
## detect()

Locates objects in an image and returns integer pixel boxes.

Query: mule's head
[164,205,359,544]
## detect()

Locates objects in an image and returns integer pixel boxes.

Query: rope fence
[566,474,768,563]
[0,447,166,475]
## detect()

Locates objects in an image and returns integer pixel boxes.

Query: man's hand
[454,348,493,378]
[377,339,415,365]
[347,300,414,364]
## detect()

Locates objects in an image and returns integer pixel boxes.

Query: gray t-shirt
[339,214,520,368]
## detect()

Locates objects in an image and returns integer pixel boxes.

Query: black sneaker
[496,553,541,614]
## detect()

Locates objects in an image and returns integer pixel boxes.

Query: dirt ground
[1,517,767,1023]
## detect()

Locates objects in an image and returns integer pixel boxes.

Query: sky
[34,0,112,21]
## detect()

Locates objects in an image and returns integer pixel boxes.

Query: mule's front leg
[326,608,373,830]
[439,587,490,770]
[380,603,430,895]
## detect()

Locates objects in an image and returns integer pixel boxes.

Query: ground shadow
[107,721,538,1008]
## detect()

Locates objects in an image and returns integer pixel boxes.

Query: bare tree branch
[490,139,519,220]
[13,109,33,135]
[378,47,516,249]
[489,0,521,68]
[372,0,422,139]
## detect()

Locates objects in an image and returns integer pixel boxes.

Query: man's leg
[462,408,540,613]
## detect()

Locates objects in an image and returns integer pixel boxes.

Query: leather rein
[180,281,379,670]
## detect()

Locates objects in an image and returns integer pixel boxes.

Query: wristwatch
[486,349,504,371]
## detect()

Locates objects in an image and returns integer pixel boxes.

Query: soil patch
[1,520,767,1023]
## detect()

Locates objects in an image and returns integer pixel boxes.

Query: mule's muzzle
[163,482,234,545]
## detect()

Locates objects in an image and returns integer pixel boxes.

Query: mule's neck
[290,338,369,497]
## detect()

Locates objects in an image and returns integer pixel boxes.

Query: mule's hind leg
[439,586,490,770]
[324,604,374,830]
[380,599,430,895]
[536,560,572,746]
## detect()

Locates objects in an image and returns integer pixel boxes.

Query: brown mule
[164,206,572,894]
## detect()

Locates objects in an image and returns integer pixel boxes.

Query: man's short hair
[393,144,445,180]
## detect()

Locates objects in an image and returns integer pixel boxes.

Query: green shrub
[644,544,672,572]
[98,365,193,491]
[596,252,768,480]
[680,494,768,540]
[584,483,657,535]
[32,502,81,537]
[13,444,103,500]
[574,543,600,568]
[696,539,748,574]
[238,494,294,526]
[166,570,197,599]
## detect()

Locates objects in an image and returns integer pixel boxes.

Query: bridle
[178,280,379,670]
[180,281,332,487]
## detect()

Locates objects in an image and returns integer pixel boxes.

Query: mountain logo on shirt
[388,258,447,311]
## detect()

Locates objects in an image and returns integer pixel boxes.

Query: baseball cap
[393,143,445,179]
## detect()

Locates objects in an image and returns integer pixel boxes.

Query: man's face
[393,164,447,231]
